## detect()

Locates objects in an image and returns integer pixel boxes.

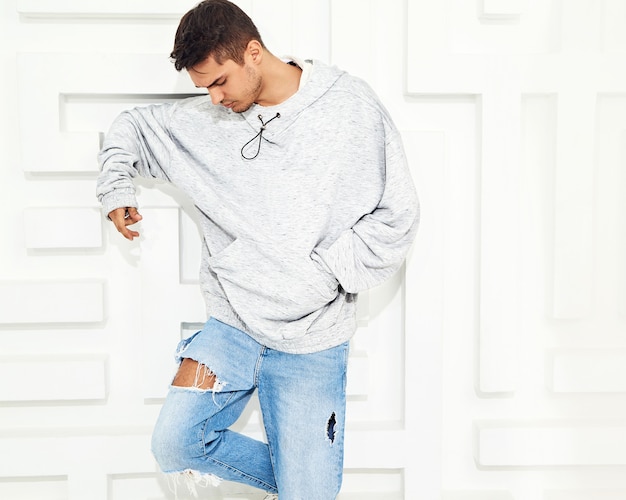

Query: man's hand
[108,207,143,240]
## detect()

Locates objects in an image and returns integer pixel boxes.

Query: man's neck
[255,53,302,107]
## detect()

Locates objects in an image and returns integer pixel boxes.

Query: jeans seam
[253,346,267,387]
[254,347,278,483]
[199,391,238,457]
[203,454,277,492]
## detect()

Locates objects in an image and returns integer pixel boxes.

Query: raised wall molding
[0,281,104,324]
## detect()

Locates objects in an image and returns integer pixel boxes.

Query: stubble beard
[232,65,263,114]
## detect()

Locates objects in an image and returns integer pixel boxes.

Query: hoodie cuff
[100,192,138,220]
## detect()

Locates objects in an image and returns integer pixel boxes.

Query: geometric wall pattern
[1,0,625,499]
[402,1,626,499]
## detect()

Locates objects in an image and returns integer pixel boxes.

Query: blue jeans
[151,318,349,499]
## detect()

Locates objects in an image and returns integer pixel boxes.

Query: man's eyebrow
[206,76,223,88]
[195,78,222,89]
[192,73,223,89]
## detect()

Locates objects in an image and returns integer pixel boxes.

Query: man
[96,0,419,498]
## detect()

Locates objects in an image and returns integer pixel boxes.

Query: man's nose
[209,89,223,105]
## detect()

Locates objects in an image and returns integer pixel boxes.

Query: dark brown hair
[170,0,265,71]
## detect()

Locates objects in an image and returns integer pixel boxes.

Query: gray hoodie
[97,60,419,354]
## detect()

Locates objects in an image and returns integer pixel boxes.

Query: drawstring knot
[241,112,281,160]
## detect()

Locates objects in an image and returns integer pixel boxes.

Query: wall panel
[0,281,104,324]
[24,207,102,249]
[0,355,108,402]
[406,0,626,498]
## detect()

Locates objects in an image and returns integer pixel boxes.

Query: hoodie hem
[208,302,357,355]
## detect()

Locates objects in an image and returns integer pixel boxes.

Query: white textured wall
[0,0,624,499]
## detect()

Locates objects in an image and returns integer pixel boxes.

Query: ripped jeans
[151,317,349,499]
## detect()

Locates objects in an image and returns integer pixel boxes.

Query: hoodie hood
[240,60,346,140]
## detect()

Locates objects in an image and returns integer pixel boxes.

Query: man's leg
[257,342,350,499]
[151,318,278,495]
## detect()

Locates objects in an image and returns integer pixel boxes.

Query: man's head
[170,0,265,71]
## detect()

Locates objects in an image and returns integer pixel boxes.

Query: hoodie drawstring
[241,112,281,160]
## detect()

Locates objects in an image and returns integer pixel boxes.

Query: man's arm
[312,124,419,293]
[96,105,172,239]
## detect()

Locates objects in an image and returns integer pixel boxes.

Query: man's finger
[125,207,143,224]
[108,207,141,240]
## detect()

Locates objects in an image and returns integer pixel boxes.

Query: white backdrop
[1,1,625,499]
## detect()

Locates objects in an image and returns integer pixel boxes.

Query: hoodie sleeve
[96,104,173,216]
[312,121,419,294]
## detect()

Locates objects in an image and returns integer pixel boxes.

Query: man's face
[188,55,262,113]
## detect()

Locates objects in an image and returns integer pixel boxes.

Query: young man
[96,0,419,498]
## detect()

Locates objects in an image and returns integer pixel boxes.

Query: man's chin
[231,102,254,113]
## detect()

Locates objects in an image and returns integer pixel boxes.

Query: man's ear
[246,40,263,65]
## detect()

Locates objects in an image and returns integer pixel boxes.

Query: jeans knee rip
[166,468,222,498]
[171,360,226,393]
[192,362,225,392]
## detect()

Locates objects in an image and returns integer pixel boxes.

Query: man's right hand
[108,207,143,240]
